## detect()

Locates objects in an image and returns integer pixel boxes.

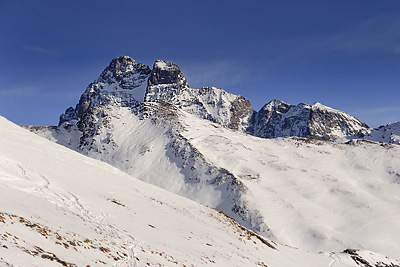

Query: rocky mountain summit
[359,122,400,145]
[59,56,371,141]
[145,60,254,132]
[59,56,151,124]
[252,100,369,141]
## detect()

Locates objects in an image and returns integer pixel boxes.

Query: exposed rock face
[358,122,400,145]
[59,56,151,125]
[58,55,371,141]
[253,100,369,141]
[148,60,189,88]
[308,102,369,140]
[32,101,268,233]
[343,249,400,267]
[145,60,254,132]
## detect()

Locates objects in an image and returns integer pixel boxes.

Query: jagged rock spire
[148,60,189,87]
[59,56,151,125]
[58,55,370,141]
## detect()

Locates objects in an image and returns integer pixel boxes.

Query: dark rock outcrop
[59,56,151,126]
[145,60,254,132]
[253,100,369,141]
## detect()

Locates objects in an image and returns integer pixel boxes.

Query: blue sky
[1,0,399,127]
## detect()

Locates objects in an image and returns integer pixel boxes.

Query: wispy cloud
[0,86,41,97]
[182,58,251,89]
[321,16,400,56]
[352,106,400,115]
[24,46,58,55]
[348,106,400,127]
[261,14,400,71]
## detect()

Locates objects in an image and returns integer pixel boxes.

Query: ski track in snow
[328,252,341,267]
[2,159,138,266]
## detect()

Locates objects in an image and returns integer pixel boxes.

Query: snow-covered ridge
[145,60,254,133]
[30,102,267,232]
[253,99,369,140]
[59,56,374,142]
[59,56,151,125]
[6,115,400,266]
[0,116,281,266]
[360,122,400,145]
[28,100,400,259]
[180,109,400,259]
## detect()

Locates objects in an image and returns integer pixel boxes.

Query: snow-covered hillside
[180,111,400,259]
[6,116,399,266]
[26,102,265,231]
[26,101,400,261]
[14,55,400,265]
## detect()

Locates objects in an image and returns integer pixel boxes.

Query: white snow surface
[26,103,400,263]
[154,60,174,71]
[179,113,400,259]
[3,116,391,266]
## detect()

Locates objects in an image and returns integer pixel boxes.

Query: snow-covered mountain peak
[359,121,400,145]
[94,56,151,86]
[259,99,291,114]
[58,56,372,142]
[145,60,254,132]
[59,56,151,125]
[254,100,369,140]
[311,102,343,113]
[148,60,189,87]
[101,56,136,78]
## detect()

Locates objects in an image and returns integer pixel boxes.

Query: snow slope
[14,55,400,265]
[25,102,266,232]
[5,116,396,266]
[180,112,400,259]
[26,102,400,263]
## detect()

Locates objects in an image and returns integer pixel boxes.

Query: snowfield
[0,116,356,266]
[180,110,400,258]
[2,116,400,266]
[21,102,400,266]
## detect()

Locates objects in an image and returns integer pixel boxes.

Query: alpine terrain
[2,56,400,266]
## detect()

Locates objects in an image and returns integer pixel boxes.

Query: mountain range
[2,56,400,266]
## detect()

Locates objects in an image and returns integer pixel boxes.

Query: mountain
[26,101,265,232]
[28,98,400,256]
[145,60,254,133]
[358,122,400,145]
[3,117,400,266]
[0,117,319,266]
[59,56,151,125]
[252,100,369,141]
[19,56,400,264]
[59,56,369,141]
